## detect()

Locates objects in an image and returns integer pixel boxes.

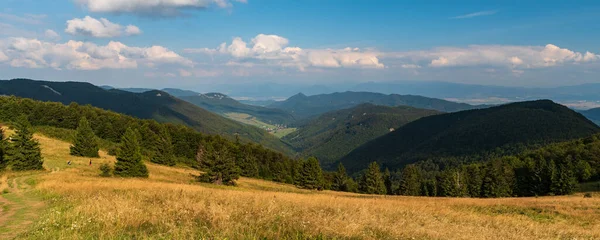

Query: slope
[0,79,293,154]
[339,100,600,173]
[580,108,600,125]
[283,103,439,168]
[181,93,296,125]
[268,91,483,119]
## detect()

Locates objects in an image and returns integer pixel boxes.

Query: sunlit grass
[3,130,600,239]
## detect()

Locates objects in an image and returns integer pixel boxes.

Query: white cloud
[385,44,600,70]
[44,30,60,41]
[65,16,142,38]
[0,37,192,70]
[76,0,244,16]
[401,64,421,69]
[125,25,142,36]
[187,34,385,70]
[451,10,498,19]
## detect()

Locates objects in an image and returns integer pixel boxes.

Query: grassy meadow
[0,129,600,239]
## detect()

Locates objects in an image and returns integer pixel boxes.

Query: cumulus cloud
[0,37,192,70]
[76,0,245,16]
[44,30,60,41]
[65,16,142,38]
[186,34,385,70]
[385,44,600,70]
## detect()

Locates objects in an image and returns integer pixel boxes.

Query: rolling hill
[268,91,483,119]
[580,108,600,125]
[181,93,296,125]
[283,103,439,168]
[0,79,293,154]
[338,100,600,173]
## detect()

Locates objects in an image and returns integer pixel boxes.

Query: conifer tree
[399,164,421,196]
[383,168,393,195]
[332,162,348,191]
[198,143,240,185]
[114,128,148,178]
[8,116,43,171]
[150,126,175,166]
[70,117,100,157]
[359,162,386,194]
[297,157,324,190]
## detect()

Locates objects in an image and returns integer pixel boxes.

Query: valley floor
[0,131,600,239]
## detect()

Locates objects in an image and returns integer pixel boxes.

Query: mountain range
[339,100,600,173]
[283,103,439,167]
[1,79,293,154]
[268,91,484,119]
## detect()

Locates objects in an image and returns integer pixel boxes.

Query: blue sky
[1,0,600,89]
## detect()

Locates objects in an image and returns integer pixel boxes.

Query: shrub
[584,192,592,198]
[99,163,112,177]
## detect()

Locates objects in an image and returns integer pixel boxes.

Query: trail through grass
[0,172,45,240]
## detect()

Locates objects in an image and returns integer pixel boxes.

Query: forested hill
[283,103,439,168]
[268,91,483,119]
[181,93,296,125]
[0,79,293,154]
[580,108,600,125]
[339,100,600,174]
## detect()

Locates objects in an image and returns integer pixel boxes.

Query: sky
[1,0,600,89]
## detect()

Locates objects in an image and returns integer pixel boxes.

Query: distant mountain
[268,91,483,119]
[162,88,201,97]
[339,100,600,174]
[580,108,600,125]
[0,79,293,154]
[239,99,278,107]
[118,87,155,93]
[181,93,295,124]
[350,81,600,104]
[283,103,439,168]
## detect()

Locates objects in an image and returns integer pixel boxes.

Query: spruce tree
[399,164,421,196]
[297,157,324,190]
[383,168,393,195]
[332,163,348,191]
[8,116,43,171]
[360,162,386,195]
[70,117,100,158]
[150,126,175,166]
[114,128,148,178]
[198,143,240,185]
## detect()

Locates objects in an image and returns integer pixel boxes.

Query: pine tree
[70,117,100,158]
[198,143,240,185]
[359,162,386,195]
[150,126,175,166]
[8,116,43,171]
[383,168,393,195]
[114,128,148,178]
[332,163,348,191]
[297,157,324,190]
[399,164,421,196]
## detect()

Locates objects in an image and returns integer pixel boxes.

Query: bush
[584,192,592,198]
[107,147,117,156]
[99,163,112,177]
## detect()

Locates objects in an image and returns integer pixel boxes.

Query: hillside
[581,108,600,125]
[2,128,600,239]
[339,100,600,173]
[181,93,296,125]
[0,79,293,154]
[283,103,439,168]
[268,91,482,119]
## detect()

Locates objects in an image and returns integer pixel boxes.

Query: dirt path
[0,173,45,240]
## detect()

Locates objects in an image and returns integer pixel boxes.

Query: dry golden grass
[4,132,600,239]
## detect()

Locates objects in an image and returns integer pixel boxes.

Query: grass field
[0,129,600,239]
[224,112,297,138]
